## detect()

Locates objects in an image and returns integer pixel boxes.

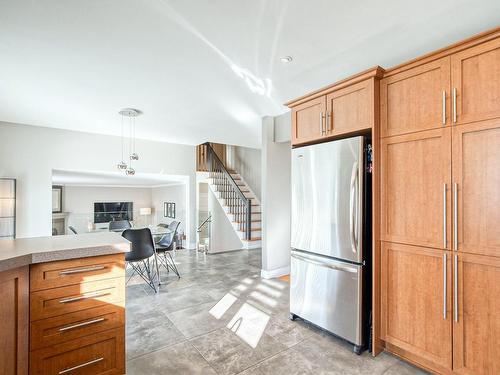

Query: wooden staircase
[208,171,262,249]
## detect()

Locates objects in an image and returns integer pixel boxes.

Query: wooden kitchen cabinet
[380,128,452,250]
[0,266,29,375]
[451,37,500,126]
[381,242,452,372]
[380,57,451,137]
[291,96,326,145]
[452,119,500,257]
[452,252,500,375]
[325,78,375,137]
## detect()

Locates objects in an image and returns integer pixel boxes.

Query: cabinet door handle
[326,111,331,133]
[319,112,324,135]
[59,357,104,374]
[454,254,458,322]
[443,183,447,248]
[453,183,458,251]
[442,90,446,125]
[443,253,447,319]
[59,291,108,304]
[59,265,105,275]
[59,317,106,332]
[453,88,457,123]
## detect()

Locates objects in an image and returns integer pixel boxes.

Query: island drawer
[30,254,125,292]
[30,328,125,375]
[30,277,125,321]
[30,304,125,351]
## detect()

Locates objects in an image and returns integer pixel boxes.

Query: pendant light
[117,108,142,175]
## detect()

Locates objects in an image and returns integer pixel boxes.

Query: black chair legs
[156,251,180,279]
[126,259,158,293]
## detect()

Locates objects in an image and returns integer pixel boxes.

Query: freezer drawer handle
[291,253,357,273]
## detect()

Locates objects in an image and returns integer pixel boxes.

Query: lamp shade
[140,207,152,216]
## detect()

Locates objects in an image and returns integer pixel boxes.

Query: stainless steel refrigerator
[290,136,371,354]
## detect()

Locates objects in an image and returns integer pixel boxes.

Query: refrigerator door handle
[291,252,358,274]
[349,161,359,253]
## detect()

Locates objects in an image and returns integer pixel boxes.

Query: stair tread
[243,237,261,241]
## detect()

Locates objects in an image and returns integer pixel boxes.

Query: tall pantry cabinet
[379,29,500,374]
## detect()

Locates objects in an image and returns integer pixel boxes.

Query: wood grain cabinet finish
[380,128,451,250]
[452,253,500,375]
[30,328,125,375]
[380,57,451,137]
[29,254,126,375]
[452,119,500,257]
[30,277,125,321]
[0,266,29,375]
[326,79,375,137]
[30,304,125,351]
[291,96,326,145]
[381,243,452,372]
[451,37,500,126]
[30,254,125,292]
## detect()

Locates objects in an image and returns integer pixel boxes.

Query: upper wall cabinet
[291,96,326,146]
[380,57,451,137]
[451,37,500,126]
[326,79,375,137]
[288,67,383,147]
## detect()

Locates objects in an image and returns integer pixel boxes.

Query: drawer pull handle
[59,317,106,332]
[59,265,105,275]
[59,357,104,374]
[59,291,108,304]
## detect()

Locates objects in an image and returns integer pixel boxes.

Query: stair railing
[203,142,252,240]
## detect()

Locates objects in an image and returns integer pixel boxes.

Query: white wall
[151,184,187,234]
[227,145,261,200]
[63,185,153,232]
[0,122,197,247]
[261,113,292,278]
[207,186,243,253]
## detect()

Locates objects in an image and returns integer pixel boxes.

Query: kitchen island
[0,232,129,375]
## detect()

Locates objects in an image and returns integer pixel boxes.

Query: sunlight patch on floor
[227,302,270,349]
[209,292,238,319]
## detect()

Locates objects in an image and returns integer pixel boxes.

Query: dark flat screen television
[94,202,133,223]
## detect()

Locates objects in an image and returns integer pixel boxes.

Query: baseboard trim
[261,265,290,279]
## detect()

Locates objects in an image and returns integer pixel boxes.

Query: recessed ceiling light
[280,56,293,63]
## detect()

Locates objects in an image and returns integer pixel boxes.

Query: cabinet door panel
[291,96,326,146]
[381,243,452,371]
[381,129,451,249]
[451,38,500,125]
[326,79,374,136]
[452,120,500,256]
[381,57,450,137]
[453,253,500,375]
[0,266,28,375]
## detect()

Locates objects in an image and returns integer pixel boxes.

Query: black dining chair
[155,221,181,278]
[122,228,159,292]
[68,226,78,234]
[109,219,131,232]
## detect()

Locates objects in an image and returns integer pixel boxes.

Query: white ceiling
[52,169,187,188]
[1,1,499,148]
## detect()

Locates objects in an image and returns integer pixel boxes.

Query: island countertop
[0,232,130,272]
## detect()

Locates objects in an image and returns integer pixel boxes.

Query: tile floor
[125,249,428,375]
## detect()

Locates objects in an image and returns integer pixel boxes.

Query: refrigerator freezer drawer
[290,250,363,346]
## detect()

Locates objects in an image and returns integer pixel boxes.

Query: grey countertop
[0,232,130,273]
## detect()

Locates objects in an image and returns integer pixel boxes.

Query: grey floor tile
[190,327,286,375]
[124,248,428,375]
[126,341,217,374]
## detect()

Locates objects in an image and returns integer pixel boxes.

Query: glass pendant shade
[126,167,136,176]
[117,161,128,170]
[130,153,139,161]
